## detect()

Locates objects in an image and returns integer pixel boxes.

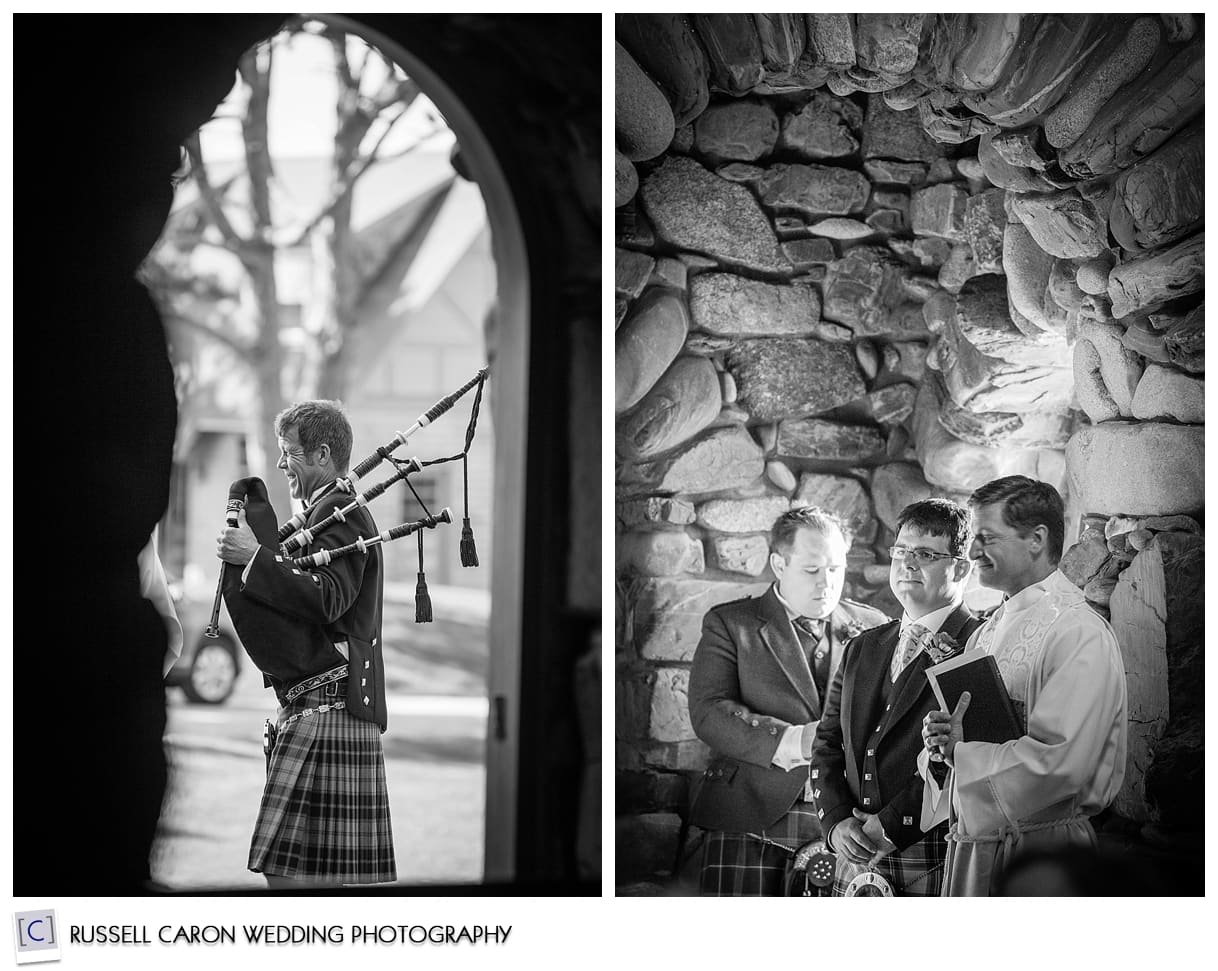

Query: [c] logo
[12,910,60,965]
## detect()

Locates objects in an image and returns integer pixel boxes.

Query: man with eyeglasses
[687,506,888,895]
[809,498,983,895]
[920,475,1127,896]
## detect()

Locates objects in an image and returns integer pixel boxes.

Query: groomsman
[922,475,1128,896]
[687,507,888,895]
[810,499,983,895]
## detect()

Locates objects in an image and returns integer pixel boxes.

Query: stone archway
[615,14,1202,889]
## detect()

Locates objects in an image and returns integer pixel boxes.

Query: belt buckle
[324,678,340,698]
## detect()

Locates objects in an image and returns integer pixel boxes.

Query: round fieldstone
[716,162,765,183]
[1044,17,1161,150]
[775,419,886,462]
[780,91,862,159]
[617,530,705,577]
[1003,222,1063,335]
[617,356,723,461]
[708,535,772,577]
[954,274,1063,367]
[616,42,676,162]
[821,246,919,338]
[757,163,870,218]
[633,426,765,495]
[911,183,968,241]
[964,188,1006,275]
[693,99,779,163]
[690,273,819,337]
[1008,189,1108,260]
[765,459,797,492]
[632,577,769,661]
[641,156,790,273]
[1066,422,1204,516]
[792,473,871,538]
[649,667,694,742]
[869,383,917,425]
[697,495,791,533]
[1108,234,1204,320]
[727,339,866,421]
[617,497,697,529]
[1077,319,1144,418]
[720,370,737,404]
[855,340,879,380]
[1076,253,1116,295]
[870,462,935,533]
[1130,365,1205,424]
[616,150,638,208]
[615,289,689,414]
[616,14,711,128]
[862,92,942,162]
[693,13,765,94]
[808,14,856,69]
[1060,528,1111,588]
[855,14,925,76]
[811,217,874,239]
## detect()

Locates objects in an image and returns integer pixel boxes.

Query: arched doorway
[145,15,528,888]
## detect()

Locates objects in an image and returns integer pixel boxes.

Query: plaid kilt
[700,801,822,896]
[832,825,947,897]
[248,681,396,884]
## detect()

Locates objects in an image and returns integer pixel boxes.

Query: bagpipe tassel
[459,452,479,568]
[459,517,479,568]
[414,529,433,623]
[414,572,433,623]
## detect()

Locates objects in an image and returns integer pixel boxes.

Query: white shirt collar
[899,599,960,639]
[1000,569,1059,615]
[772,584,830,625]
[306,480,338,505]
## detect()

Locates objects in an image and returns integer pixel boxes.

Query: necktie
[890,622,929,682]
[793,617,830,700]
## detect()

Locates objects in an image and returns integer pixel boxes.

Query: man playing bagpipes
[216,400,395,887]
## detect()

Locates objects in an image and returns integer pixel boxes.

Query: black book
[925,652,1022,744]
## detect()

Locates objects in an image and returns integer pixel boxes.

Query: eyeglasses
[887,546,961,566]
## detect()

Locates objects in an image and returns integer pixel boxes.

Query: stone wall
[615,13,1203,887]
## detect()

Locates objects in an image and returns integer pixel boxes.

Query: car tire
[182,635,239,704]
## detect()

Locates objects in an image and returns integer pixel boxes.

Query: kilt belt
[282,660,349,705]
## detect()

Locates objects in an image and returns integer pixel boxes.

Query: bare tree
[143,22,451,517]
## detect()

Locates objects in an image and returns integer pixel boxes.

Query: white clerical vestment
[919,569,1128,896]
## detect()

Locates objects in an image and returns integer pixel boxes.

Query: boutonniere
[836,618,867,641]
[921,630,961,664]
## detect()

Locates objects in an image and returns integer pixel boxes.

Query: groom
[810,499,983,895]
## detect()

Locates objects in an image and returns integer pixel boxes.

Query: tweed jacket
[809,602,983,851]
[240,486,388,731]
[688,586,890,835]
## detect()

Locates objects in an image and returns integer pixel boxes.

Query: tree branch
[183,133,248,252]
[162,312,254,359]
[285,104,420,247]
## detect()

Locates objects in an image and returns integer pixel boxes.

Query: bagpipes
[207,367,489,643]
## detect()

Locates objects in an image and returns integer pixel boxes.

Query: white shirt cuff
[771,724,810,771]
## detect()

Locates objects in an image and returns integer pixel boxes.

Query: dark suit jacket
[688,586,889,834]
[809,602,983,850]
[241,485,388,731]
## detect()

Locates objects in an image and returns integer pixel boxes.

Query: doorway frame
[317,13,529,884]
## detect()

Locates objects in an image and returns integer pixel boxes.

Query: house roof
[172,138,462,235]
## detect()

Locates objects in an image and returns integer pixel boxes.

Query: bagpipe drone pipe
[208,368,489,682]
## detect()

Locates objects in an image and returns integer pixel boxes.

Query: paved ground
[152,593,488,890]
